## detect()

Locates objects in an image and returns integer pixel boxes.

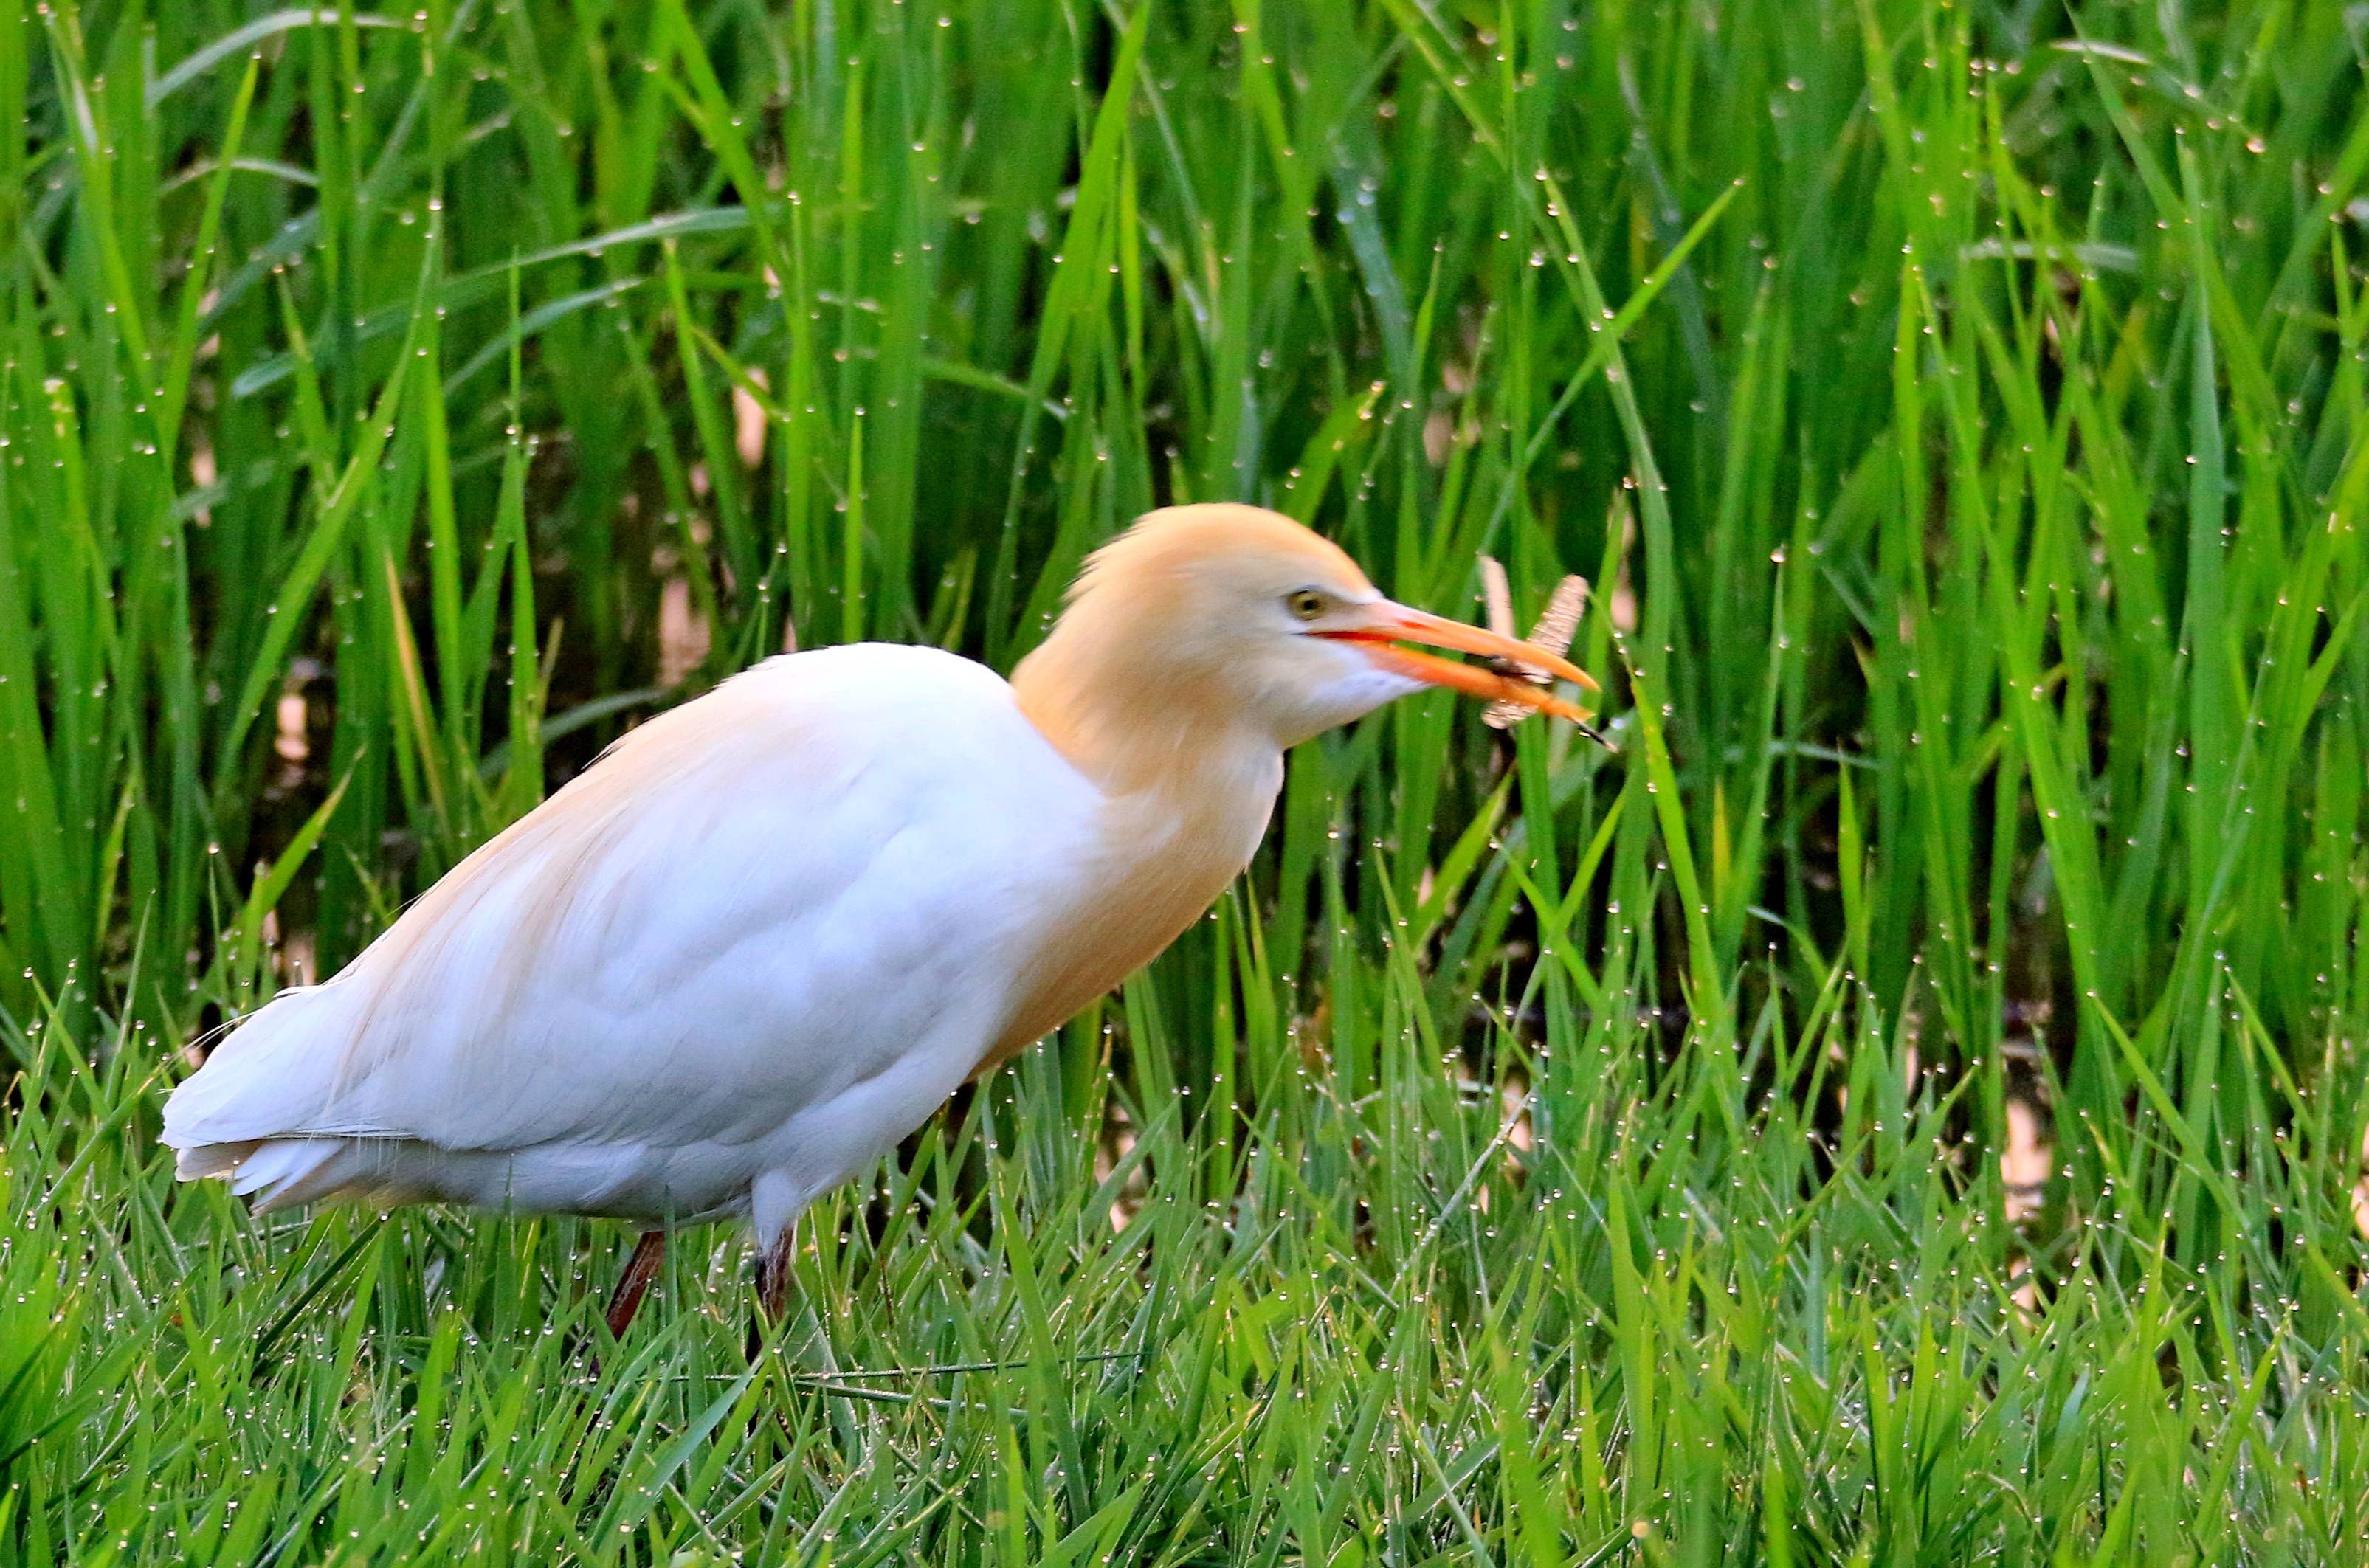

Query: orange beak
[1319,601,1604,727]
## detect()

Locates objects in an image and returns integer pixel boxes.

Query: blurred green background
[4,0,2369,1561]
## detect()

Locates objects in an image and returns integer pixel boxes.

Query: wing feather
[165,645,1100,1168]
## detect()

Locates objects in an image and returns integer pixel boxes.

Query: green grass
[3,0,2368,1559]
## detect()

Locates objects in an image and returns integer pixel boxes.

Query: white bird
[163,503,1596,1333]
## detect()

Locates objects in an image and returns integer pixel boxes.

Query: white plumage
[167,645,1108,1243]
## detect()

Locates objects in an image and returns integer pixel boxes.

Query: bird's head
[1014,504,1596,776]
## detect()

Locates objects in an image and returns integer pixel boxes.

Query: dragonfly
[1477,556,1610,746]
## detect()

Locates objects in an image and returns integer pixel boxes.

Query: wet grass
[4,0,2369,1560]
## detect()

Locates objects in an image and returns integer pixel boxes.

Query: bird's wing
[164,645,1102,1159]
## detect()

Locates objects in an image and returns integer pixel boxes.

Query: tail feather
[165,983,380,1211]
[172,1140,256,1181]
[162,984,354,1153]
[226,1137,351,1209]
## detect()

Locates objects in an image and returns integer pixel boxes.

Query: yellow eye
[1286,589,1328,621]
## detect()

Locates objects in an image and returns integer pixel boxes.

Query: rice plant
[4,0,2368,1559]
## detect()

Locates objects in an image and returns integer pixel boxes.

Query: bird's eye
[1286,589,1328,621]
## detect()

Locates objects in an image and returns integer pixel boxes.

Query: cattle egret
[163,503,1597,1333]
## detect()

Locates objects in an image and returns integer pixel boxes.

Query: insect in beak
[1473,556,1612,747]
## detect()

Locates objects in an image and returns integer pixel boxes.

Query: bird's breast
[984,749,1283,1068]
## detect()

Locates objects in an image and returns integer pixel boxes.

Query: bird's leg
[604,1229,667,1340]
[757,1228,796,1322]
[750,1173,806,1329]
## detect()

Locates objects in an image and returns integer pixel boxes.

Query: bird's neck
[1010,621,1275,810]
[993,647,1284,1060]
[977,634,1283,1061]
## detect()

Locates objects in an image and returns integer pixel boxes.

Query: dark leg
[604,1229,667,1339]
[758,1226,796,1323]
